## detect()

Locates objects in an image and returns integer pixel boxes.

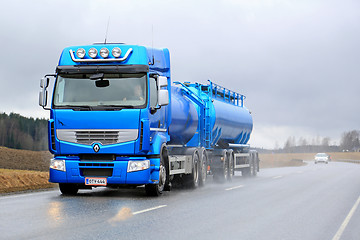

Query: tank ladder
[173,81,207,148]
[202,85,212,149]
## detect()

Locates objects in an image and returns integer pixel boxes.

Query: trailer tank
[168,82,253,147]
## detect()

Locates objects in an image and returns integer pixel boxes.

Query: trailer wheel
[145,147,167,196]
[59,183,78,195]
[184,150,200,188]
[199,148,208,187]
[227,152,234,181]
[252,158,258,177]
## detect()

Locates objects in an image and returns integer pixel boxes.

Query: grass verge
[0,169,56,194]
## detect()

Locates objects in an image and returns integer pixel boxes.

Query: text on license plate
[85,177,107,186]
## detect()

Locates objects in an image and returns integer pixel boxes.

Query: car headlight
[50,159,66,172]
[127,160,150,172]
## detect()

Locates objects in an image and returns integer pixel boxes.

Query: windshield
[315,153,327,157]
[53,73,147,109]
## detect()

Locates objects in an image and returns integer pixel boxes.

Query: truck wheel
[184,150,200,188]
[227,152,234,181]
[252,158,257,176]
[199,148,208,187]
[145,152,167,196]
[59,183,78,195]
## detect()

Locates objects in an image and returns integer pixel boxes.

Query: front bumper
[49,156,160,185]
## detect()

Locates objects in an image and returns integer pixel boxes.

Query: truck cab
[39,44,171,195]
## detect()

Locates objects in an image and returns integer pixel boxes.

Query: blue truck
[39,43,258,196]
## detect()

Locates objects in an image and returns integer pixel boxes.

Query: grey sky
[1,0,359,148]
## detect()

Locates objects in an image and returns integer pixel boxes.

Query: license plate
[85,177,107,186]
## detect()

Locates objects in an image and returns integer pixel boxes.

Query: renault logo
[93,144,100,153]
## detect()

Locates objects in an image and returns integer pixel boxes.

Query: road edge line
[332,195,360,240]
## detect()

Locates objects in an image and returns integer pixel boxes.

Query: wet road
[1,162,360,240]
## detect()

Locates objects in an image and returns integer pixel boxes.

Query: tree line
[279,130,360,153]
[0,112,48,151]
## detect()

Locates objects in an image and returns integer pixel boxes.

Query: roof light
[88,48,98,58]
[100,48,109,58]
[76,48,86,59]
[112,47,122,58]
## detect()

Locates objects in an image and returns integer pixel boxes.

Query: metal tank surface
[210,98,253,145]
[168,81,253,147]
[168,86,199,145]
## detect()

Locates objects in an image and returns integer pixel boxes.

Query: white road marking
[332,195,360,240]
[133,205,167,215]
[272,176,283,179]
[297,171,303,174]
[225,185,244,191]
[0,191,55,200]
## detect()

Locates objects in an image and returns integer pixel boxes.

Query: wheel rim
[250,160,254,175]
[158,163,166,192]
[194,153,199,183]
[229,155,234,178]
[201,151,207,182]
[224,153,228,180]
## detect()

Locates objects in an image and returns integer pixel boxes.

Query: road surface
[1,161,360,240]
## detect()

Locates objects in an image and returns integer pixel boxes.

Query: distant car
[314,153,329,164]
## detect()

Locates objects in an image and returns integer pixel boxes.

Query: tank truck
[39,43,259,196]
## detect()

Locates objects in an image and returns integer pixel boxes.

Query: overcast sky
[1,0,359,148]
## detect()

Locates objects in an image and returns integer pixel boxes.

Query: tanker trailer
[39,43,258,196]
[166,80,259,187]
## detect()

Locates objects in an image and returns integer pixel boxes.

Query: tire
[199,148,208,187]
[227,151,234,181]
[59,183,78,195]
[184,150,200,188]
[145,147,168,196]
[251,158,257,177]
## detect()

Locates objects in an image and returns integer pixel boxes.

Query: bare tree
[340,130,360,151]
[322,137,331,147]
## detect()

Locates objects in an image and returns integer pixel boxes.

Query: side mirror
[157,76,168,89]
[40,77,49,88]
[156,76,169,106]
[39,88,48,107]
[39,75,55,109]
[158,89,169,106]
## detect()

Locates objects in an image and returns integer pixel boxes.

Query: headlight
[88,48,98,58]
[100,48,109,58]
[76,48,86,59]
[50,159,66,172]
[127,160,150,172]
[112,47,122,58]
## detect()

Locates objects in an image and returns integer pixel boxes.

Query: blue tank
[168,82,253,147]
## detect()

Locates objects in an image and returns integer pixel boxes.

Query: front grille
[56,129,138,145]
[79,154,116,161]
[76,130,119,145]
[79,163,114,167]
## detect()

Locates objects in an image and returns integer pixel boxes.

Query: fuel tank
[168,83,253,146]
[168,86,199,145]
[210,98,253,145]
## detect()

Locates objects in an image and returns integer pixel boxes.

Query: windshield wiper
[93,105,136,110]
[55,105,93,111]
